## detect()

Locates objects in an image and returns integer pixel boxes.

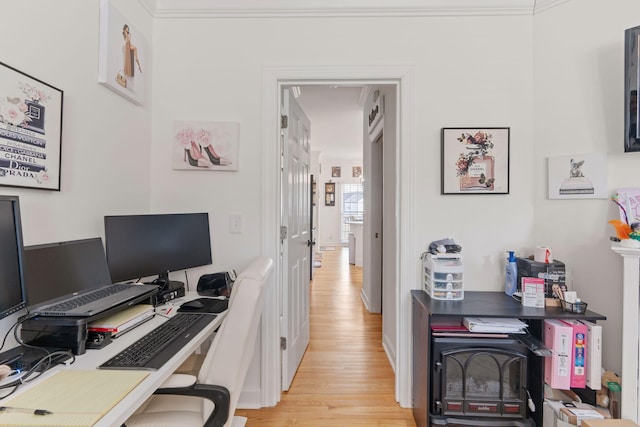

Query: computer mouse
[182,300,204,309]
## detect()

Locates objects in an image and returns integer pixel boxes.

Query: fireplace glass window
[432,338,528,420]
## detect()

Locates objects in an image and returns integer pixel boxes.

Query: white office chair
[125,256,273,427]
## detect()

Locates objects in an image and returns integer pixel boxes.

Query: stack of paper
[462,317,528,333]
[0,370,148,426]
[88,304,154,337]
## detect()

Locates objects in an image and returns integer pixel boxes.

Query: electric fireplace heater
[430,337,535,427]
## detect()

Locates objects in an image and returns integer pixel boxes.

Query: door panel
[281,89,311,391]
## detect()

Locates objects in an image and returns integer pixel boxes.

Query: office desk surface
[0,294,225,427]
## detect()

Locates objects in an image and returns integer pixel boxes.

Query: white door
[281,88,311,391]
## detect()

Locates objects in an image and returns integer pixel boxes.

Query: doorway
[261,65,416,409]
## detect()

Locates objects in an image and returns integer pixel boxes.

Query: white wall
[150,13,534,406]
[0,0,152,344]
[533,0,640,376]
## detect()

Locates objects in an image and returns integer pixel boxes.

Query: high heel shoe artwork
[184,141,213,168]
[199,143,231,166]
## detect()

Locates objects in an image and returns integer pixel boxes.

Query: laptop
[23,237,158,317]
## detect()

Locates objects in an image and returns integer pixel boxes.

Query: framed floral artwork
[98,0,148,105]
[172,121,239,171]
[0,62,63,190]
[441,128,510,195]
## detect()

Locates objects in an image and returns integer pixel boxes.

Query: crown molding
[138,0,571,19]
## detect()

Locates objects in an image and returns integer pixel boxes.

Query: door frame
[260,64,416,408]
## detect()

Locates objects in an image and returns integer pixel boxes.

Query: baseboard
[360,289,371,311]
[237,389,262,409]
[382,331,396,373]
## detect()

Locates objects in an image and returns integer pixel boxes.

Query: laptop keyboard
[99,313,216,370]
[44,284,135,312]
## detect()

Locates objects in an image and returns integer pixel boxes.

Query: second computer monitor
[104,213,212,284]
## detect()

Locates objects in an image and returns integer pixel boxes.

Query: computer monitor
[0,195,27,320]
[22,237,113,308]
[104,213,212,285]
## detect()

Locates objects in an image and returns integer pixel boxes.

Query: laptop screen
[23,237,113,308]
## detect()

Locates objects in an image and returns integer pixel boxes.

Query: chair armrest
[159,373,197,388]
[154,384,230,427]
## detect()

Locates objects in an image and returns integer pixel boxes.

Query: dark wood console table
[412,290,606,427]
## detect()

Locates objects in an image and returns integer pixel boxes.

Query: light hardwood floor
[236,247,416,426]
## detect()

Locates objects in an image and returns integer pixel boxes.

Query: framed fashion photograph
[172,121,239,171]
[547,153,607,199]
[441,127,510,195]
[0,61,63,191]
[98,0,148,105]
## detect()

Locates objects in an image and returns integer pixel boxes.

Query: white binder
[579,319,603,390]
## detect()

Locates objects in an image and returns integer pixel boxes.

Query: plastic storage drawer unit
[423,253,464,300]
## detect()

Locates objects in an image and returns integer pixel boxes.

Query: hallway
[236,247,416,426]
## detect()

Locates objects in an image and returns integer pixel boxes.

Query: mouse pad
[178,298,228,314]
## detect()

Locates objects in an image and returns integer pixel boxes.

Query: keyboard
[98,313,217,370]
[45,284,135,312]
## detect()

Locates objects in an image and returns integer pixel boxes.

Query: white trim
[611,244,640,422]
[360,289,372,312]
[261,64,415,408]
[383,330,397,374]
[140,0,570,18]
[237,389,263,410]
[395,73,416,408]
[533,0,571,14]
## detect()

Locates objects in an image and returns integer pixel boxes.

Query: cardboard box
[545,400,610,426]
[581,420,639,427]
[559,406,610,425]
[544,401,576,427]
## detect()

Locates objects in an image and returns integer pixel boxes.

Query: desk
[0,293,225,427]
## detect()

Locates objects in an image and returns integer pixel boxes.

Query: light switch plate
[229,214,242,234]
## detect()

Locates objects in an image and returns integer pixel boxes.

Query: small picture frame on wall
[325,182,335,206]
[353,166,362,178]
[331,166,341,178]
[441,127,510,195]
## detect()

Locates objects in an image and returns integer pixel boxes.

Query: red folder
[561,319,587,389]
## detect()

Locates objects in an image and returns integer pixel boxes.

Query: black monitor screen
[23,238,113,308]
[0,195,27,319]
[104,213,212,283]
